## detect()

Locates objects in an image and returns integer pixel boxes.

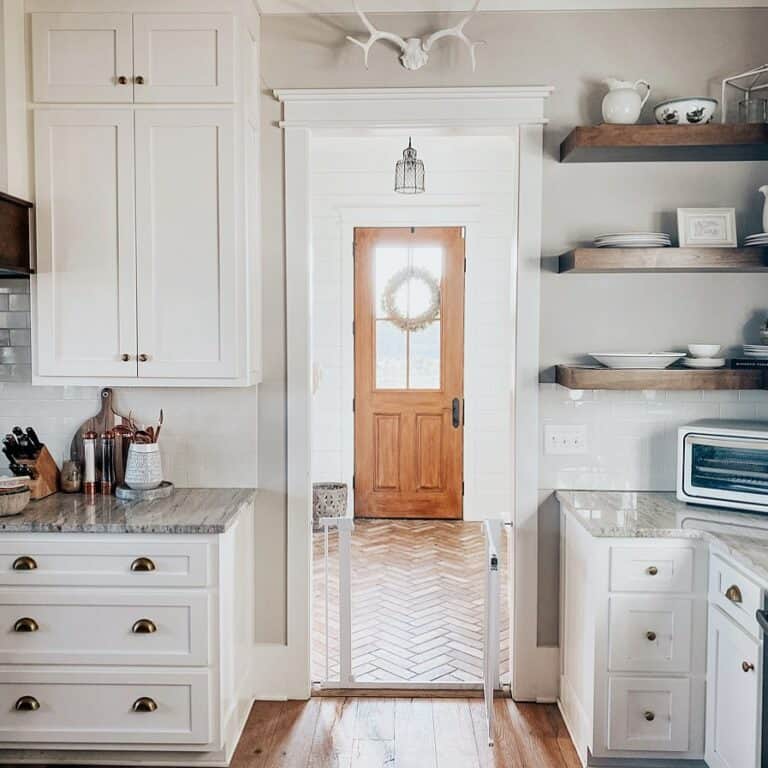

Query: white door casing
[274,87,552,700]
[34,109,137,377]
[31,13,133,103]
[135,109,238,379]
[132,13,235,103]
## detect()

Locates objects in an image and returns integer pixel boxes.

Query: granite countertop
[0,488,257,534]
[557,490,768,588]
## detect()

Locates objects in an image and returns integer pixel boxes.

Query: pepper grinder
[83,431,98,498]
[100,431,115,495]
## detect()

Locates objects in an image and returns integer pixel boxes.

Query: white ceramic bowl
[654,98,717,125]
[589,352,685,369]
[688,344,721,358]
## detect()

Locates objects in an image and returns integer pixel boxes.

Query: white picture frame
[677,207,737,248]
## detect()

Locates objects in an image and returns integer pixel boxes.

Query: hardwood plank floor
[230,698,580,768]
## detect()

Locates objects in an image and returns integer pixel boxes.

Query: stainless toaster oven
[678,420,768,514]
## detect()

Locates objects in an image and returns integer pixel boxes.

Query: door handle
[452,399,460,428]
[756,609,768,636]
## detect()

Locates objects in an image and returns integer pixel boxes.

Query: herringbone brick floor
[313,520,510,685]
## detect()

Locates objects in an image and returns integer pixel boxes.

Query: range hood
[0,191,33,277]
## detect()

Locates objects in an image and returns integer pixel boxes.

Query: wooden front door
[354,227,465,519]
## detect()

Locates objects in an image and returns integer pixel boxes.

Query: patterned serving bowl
[654,97,718,125]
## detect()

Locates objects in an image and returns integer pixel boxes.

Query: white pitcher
[602,78,652,125]
[760,185,768,233]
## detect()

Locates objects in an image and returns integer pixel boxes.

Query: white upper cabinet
[32,13,134,103]
[34,110,137,377]
[31,12,234,104]
[133,14,235,103]
[135,110,237,379]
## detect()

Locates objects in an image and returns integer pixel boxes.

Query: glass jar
[739,98,768,123]
[60,460,82,493]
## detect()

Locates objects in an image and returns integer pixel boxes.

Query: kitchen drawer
[608,676,690,752]
[710,554,762,637]
[0,590,209,666]
[608,596,693,674]
[0,669,211,745]
[0,538,212,587]
[610,545,695,593]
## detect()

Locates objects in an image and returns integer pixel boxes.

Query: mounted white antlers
[346,0,483,72]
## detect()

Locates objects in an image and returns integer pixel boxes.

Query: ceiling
[258,0,767,12]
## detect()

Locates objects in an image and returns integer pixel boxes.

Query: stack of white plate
[744,233,768,247]
[593,232,672,249]
[743,344,768,358]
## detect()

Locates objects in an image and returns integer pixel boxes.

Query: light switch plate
[544,424,588,455]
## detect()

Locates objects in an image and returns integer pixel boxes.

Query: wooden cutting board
[69,388,115,464]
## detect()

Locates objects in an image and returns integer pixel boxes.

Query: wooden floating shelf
[555,365,765,391]
[560,124,768,163]
[559,247,768,273]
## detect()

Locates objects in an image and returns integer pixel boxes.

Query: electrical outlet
[544,425,588,455]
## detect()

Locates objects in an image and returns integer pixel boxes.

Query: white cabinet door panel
[31,13,133,103]
[135,110,237,379]
[34,110,137,377]
[706,606,762,768]
[133,14,234,103]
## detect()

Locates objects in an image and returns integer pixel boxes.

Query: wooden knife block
[16,447,59,500]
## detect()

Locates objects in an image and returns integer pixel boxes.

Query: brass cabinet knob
[135,75,145,85]
[121,353,132,362]
[138,353,149,362]
[725,585,743,604]
[743,661,755,672]
[643,711,655,722]
[646,631,657,642]
[15,696,40,712]
[12,556,37,571]
[132,618,157,634]
[13,617,39,633]
[117,75,128,85]
[130,557,156,572]
[132,696,157,713]
[646,566,658,576]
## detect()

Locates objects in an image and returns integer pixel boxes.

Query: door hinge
[460,226,466,239]
[410,226,415,234]
[464,257,467,273]
[352,475,356,490]
[352,397,355,412]
[352,320,355,336]
[462,398,465,425]
[462,481,465,496]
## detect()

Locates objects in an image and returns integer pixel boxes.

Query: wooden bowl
[0,487,31,516]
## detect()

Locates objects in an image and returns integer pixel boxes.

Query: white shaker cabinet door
[34,110,138,377]
[706,606,762,768]
[132,14,234,103]
[134,110,238,379]
[31,13,133,103]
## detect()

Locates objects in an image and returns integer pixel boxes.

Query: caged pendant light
[394,138,425,194]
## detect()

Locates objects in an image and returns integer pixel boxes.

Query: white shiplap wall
[310,134,517,521]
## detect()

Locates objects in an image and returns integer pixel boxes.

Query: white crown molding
[260,0,768,12]
[274,86,554,131]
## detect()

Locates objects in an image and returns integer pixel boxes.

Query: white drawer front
[0,591,209,666]
[610,546,694,593]
[608,596,693,674]
[710,554,762,637]
[608,677,690,752]
[0,669,211,744]
[0,538,211,588]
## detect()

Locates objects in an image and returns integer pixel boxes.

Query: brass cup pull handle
[12,556,37,571]
[117,75,128,85]
[15,696,40,712]
[743,661,755,672]
[646,566,658,576]
[646,631,657,642]
[138,353,149,362]
[135,76,145,85]
[132,619,157,634]
[643,711,655,722]
[725,585,743,604]
[132,696,157,713]
[130,557,156,572]
[121,353,132,362]
[14,617,39,633]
